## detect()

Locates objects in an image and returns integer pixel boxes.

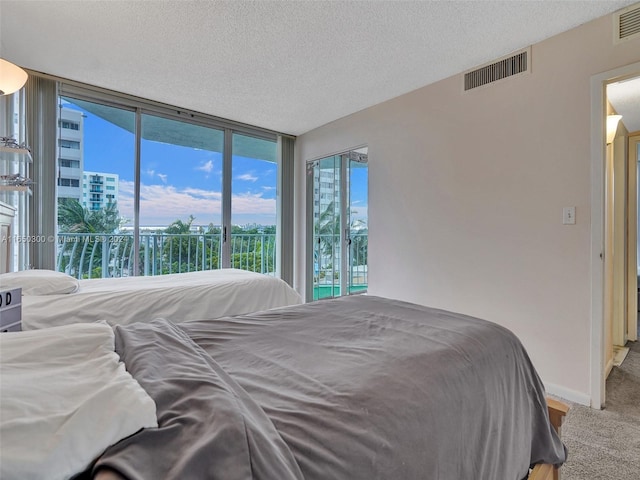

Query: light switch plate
[563,207,576,225]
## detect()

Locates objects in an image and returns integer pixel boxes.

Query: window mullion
[221,128,232,268]
[340,155,349,296]
[133,107,142,275]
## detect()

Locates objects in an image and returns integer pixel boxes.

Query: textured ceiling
[0,0,637,136]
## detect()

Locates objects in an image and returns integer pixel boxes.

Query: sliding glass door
[140,113,224,275]
[311,155,341,299]
[55,97,135,278]
[55,89,290,280]
[231,133,278,274]
[348,150,369,295]
[308,147,368,300]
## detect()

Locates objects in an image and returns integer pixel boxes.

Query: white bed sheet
[0,322,157,480]
[21,269,302,330]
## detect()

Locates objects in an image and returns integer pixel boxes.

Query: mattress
[21,269,302,330]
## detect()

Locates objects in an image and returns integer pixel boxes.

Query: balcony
[55,232,368,295]
[313,233,368,299]
[56,232,276,279]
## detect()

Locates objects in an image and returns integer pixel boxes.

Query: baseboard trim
[544,382,591,407]
[605,356,614,379]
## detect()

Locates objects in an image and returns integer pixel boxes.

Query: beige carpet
[559,329,640,480]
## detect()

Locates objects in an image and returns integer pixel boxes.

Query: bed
[0,268,302,330]
[1,294,567,480]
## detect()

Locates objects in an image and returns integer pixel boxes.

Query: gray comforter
[91,295,566,480]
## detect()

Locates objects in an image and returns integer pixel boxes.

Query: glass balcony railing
[55,232,368,295]
[312,232,368,299]
[56,232,277,279]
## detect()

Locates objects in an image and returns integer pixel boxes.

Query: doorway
[306,147,368,302]
[592,62,640,408]
[604,82,639,377]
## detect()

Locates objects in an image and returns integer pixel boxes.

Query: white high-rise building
[82,171,119,211]
[57,106,119,211]
[57,107,83,202]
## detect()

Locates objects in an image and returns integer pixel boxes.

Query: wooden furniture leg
[528,397,570,480]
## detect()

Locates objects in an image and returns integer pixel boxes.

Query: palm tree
[314,201,368,288]
[162,215,200,273]
[57,199,123,278]
[315,200,340,258]
[349,219,368,268]
[58,199,120,234]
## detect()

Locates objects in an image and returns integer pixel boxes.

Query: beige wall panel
[295,12,640,403]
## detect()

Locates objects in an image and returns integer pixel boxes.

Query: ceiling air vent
[464,47,530,92]
[614,3,640,43]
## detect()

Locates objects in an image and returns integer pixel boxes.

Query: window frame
[46,78,295,283]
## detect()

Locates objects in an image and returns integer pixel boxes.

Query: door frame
[628,132,640,342]
[590,60,640,409]
[305,146,368,302]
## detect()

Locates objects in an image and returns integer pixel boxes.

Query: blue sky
[63,100,367,228]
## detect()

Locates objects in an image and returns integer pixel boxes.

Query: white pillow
[0,269,80,295]
[0,322,158,480]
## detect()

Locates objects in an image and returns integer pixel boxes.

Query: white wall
[295,13,640,404]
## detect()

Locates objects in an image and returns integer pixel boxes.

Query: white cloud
[196,160,214,174]
[237,173,258,182]
[231,192,276,215]
[181,187,222,199]
[117,180,275,226]
[349,205,368,223]
[142,168,168,184]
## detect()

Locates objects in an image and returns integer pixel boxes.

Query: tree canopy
[58,199,120,234]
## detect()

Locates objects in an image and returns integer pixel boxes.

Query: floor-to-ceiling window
[230,133,278,274]
[140,113,224,275]
[56,97,135,278]
[53,84,291,280]
[307,147,368,300]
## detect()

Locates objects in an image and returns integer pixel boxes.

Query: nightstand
[0,288,22,332]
